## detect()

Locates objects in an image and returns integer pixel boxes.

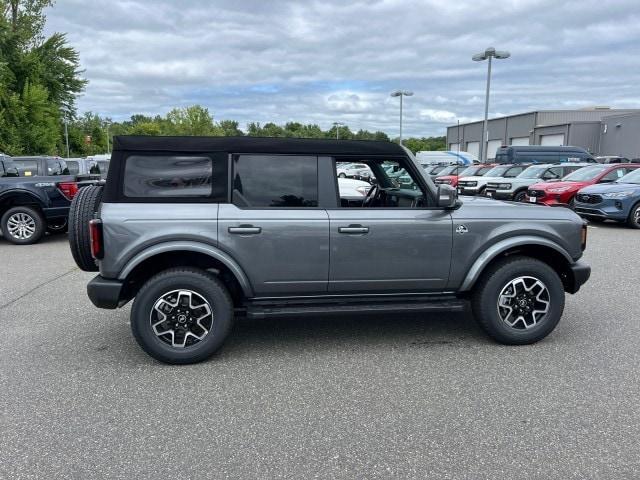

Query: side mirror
[437,184,457,209]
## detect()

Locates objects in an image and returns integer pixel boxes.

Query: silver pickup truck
[69,136,591,364]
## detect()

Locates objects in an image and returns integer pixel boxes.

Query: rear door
[217,154,329,296]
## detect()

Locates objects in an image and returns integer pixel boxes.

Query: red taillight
[89,219,104,259]
[57,181,79,200]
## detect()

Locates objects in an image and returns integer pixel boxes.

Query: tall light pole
[333,122,345,140]
[105,120,112,155]
[390,90,413,145]
[63,117,70,158]
[472,47,510,162]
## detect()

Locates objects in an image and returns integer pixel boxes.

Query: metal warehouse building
[446,108,640,160]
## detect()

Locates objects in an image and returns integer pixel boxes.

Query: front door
[327,209,452,293]
[328,157,452,293]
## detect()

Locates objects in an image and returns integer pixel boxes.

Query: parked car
[0,174,82,244]
[458,164,529,196]
[12,156,70,177]
[416,150,476,166]
[428,164,465,183]
[0,155,19,178]
[69,136,590,364]
[595,156,631,164]
[435,164,495,188]
[336,162,372,179]
[574,168,640,228]
[337,177,371,201]
[495,146,596,165]
[485,163,590,202]
[526,164,640,207]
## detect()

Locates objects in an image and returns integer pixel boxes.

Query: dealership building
[446,108,640,160]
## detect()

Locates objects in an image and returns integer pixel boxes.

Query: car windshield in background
[429,165,447,175]
[518,166,548,179]
[458,166,481,176]
[617,169,640,184]
[437,165,459,176]
[484,166,510,177]
[563,165,606,182]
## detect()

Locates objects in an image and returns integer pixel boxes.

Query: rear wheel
[338,172,346,178]
[472,256,565,345]
[130,268,234,364]
[628,203,640,229]
[68,185,103,271]
[1,206,45,245]
[47,218,68,234]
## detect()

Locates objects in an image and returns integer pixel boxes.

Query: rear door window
[232,155,318,208]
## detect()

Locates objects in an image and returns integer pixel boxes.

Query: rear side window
[232,155,318,208]
[13,159,38,176]
[66,160,80,175]
[47,159,69,175]
[124,155,213,198]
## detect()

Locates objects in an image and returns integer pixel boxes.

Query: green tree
[165,105,223,136]
[0,0,86,154]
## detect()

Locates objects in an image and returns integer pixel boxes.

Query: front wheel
[513,190,527,202]
[1,206,45,245]
[472,256,565,345]
[130,268,234,364]
[628,203,640,229]
[338,172,346,178]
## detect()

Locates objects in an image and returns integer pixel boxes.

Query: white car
[336,162,372,179]
[338,177,371,197]
[457,164,528,196]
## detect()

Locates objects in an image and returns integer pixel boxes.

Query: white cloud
[44,0,640,137]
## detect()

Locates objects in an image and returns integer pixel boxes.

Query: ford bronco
[70,136,591,364]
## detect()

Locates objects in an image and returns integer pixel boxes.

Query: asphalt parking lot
[0,224,639,479]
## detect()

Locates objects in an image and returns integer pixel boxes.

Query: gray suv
[69,136,591,364]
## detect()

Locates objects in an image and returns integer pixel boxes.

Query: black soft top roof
[113,135,405,156]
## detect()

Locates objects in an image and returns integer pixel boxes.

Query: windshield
[563,165,606,182]
[517,166,548,179]
[429,165,447,175]
[437,165,460,176]
[483,165,510,177]
[617,169,640,185]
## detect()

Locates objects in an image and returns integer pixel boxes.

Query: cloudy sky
[45,0,640,137]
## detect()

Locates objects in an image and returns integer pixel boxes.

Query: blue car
[574,168,640,228]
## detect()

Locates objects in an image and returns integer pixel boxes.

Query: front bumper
[87,275,126,309]
[458,186,482,195]
[574,199,630,221]
[485,190,513,200]
[567,260,591,294]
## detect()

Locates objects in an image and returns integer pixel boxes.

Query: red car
[527,164,640,207]
[434,164,496,188]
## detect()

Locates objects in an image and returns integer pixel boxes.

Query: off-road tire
[69,185,103,272]
[1,206,46,245]
[472,256,565,345]
[130,268,234,364]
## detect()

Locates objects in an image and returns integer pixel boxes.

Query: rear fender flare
[118,241,254,297]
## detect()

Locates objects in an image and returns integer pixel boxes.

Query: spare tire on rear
[69,185,103,272]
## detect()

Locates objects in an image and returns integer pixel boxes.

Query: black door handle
[338,225,369,234]
[229,226,262,235]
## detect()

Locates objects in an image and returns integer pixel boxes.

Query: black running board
[242,296,467,319]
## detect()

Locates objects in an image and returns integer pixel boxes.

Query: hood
[435,175,457,181]
[338,177,370,187]
[530,180,584,191]
[457,195,583,222]
[579,182,640,194]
